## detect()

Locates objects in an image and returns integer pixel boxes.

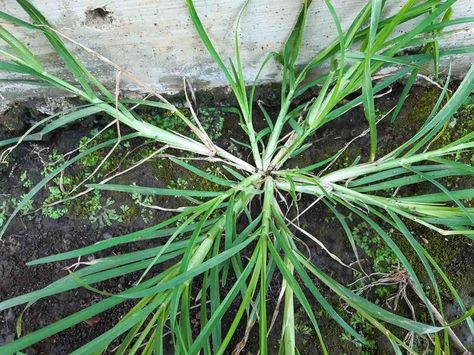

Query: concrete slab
[1,0,473,103]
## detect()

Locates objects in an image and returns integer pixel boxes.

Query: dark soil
[0,84,473,354]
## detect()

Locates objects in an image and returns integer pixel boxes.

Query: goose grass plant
[1,0,474,353]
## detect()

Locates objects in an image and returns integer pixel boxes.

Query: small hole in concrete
[84,7,113,28]
[89,7,111,19]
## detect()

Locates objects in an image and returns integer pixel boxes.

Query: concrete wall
[1,0,473,103]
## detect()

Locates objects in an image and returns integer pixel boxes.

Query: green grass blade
[362,0,382,161]
[391,68,418,122]
[87,183,223,198]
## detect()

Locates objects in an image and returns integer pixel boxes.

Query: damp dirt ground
[0,84,473,354]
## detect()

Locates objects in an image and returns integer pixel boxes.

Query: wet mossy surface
[0,84,473,353]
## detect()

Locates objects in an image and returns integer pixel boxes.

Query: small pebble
[103,232,112,240]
